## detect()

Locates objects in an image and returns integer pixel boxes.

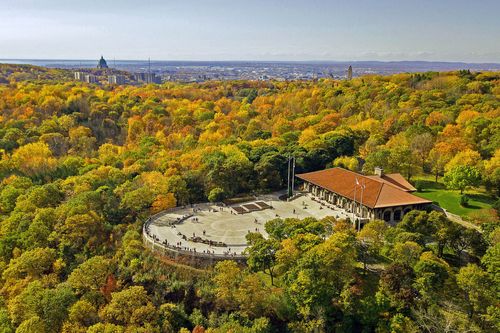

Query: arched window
[394,209,402,221]
[403,207,412,216]
[383,210,391,222]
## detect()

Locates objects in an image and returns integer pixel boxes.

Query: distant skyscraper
[132,73,146,82]
[84,74,97,83]
[133,72,161,84]
[74,72,86,81]
[145,73,161,84]
[108,75,126,85]
[97,56,109,69]
[347,65,353,80]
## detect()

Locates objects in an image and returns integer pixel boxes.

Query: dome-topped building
[97,56,109,69]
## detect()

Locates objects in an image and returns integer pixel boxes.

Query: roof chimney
[374,167,384,177]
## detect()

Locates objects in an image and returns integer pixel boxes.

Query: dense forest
[0,65,498,332]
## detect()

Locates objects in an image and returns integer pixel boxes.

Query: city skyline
[1,0,500,63]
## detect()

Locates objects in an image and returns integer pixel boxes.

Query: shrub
[493,198,500,213]
[208,187,226,203]
[415,180,424,192]
[460,195,469,207]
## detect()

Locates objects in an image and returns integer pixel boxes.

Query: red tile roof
[296,167,431,209]
[366,173,417,192]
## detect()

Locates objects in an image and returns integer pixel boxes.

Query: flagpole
[353,178,357,226]
[287,156,291,198]
[359,180,365,232]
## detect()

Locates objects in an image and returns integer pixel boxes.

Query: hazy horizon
[2,58,500,65]
[1,0,500,63]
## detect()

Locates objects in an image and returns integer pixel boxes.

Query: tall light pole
[291,156,295,196]
[287,156,291,198]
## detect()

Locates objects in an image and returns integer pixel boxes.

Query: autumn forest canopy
[0,64,498,332]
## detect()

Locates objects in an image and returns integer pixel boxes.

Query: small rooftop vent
[374,167,384,177]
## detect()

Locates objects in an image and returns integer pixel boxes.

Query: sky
[1,0,499,62]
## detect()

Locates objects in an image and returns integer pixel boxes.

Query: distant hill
[0,64,72,83]
[0,64,129,84]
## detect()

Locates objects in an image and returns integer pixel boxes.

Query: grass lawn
[413,177,495,219]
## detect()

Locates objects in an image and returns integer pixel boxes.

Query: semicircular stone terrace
[143,192,352,259]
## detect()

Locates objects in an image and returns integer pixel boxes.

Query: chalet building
[296,167,432,223]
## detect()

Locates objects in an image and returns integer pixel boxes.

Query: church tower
[97,56,109,69]
[347,65,353,80]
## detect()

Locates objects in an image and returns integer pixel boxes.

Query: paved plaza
[147,192,352,256]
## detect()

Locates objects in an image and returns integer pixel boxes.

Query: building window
[394,210,402,221]
[361,207,368,218]
[383,210,391,222]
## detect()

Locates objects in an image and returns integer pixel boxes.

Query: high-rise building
[74,72,86,81]
[145,73,161,84]
[97,56,109,69]
[133,72,161,84]
[84,74,97,83]
[108,75,126,85]
[347,65,353,80]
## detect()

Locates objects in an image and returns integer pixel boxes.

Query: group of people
[208,207,224,213]
[311,196,348,219]
[144,223,152,238]
[160,239,201,254]
[161,239,241,258]
[177,231,188,241]
[182,230,227,247]
[164,214,193,227]
[145,223,161,243]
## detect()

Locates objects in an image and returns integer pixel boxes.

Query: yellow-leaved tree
[11,142,57,179]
